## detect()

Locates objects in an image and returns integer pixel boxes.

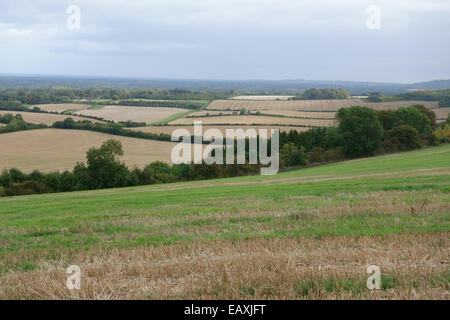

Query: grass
[150,109,197,125]
[0,145,448,299]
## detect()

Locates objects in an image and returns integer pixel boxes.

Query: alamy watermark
[66,265,81,290]
[366,265,381,290]
[67,5,81,30]
[170,121,280,175]
[366,5,381,30]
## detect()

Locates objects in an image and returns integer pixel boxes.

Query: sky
[0,0,449,83]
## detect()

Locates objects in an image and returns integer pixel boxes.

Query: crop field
[132,125,310,135]
[230,95,295,100]
[434,107,450,121]
[34,104,92,113]
[207,99,440,112]
[0,129,175,172]
[0,111,105,125]
[170,115,335,127]
[0,145,448,299]
[257,110,336,119]
[75,106,189,124]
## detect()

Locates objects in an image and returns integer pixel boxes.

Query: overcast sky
[0,0,449,83]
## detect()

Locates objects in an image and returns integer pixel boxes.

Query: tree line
[1,104,449,197]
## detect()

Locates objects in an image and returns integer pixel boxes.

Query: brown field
[170,115,335,127]
[433,107,450,120]
[0,111,104,125]
[132,125,310,136]
[0,129,175,172]
[0,232,448,299]
[75,106,188,124]
[230,95,295,100]
[207,99,439,112]
[34,104,92,113]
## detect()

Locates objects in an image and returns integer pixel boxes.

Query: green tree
[411,105,437,129]
[76,139,133,189]
[336,106,384,158]
[393,106,431,134]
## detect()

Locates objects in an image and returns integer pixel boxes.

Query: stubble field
[0,145,448,299]
[75,106,189,124]
[0,111,105,125]
[0,129,175,172]
[169,115,334,127]
[207,99,440,111]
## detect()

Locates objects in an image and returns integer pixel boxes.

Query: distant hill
[0,74,449,95]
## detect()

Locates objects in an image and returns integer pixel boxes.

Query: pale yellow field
[132,125,310,136]
[34,104,92,113]
[230,95,295,100]
[260,110,336,119]
[75,106,188,124]
[170,115,335,127]
[0,111,104,125]
[208,99,439,111]
[189,110,335,119]
[0,129,175,172]
[434,107,450,120]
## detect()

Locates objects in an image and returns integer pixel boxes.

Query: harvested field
[259,110,336,119]
[230,95,295,100]
[433,107,450,120]
[0,233,448,300]
[34,104,92,113]
[0,145,449,299]
[207,99,439,112]
[0,111,104,125]
[75,106,188,124]
[0,129,175,172]
[131,125,310,135]
[170,115,335,127]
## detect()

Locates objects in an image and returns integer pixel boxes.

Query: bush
[5,181,51,196]
[308,147,325,164]
[280,143,308,167]
[384,125,421,151]
[433,124,450,143]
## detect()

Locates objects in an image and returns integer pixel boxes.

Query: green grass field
[0,145,449,299]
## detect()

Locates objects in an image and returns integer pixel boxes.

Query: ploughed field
[0,145,448,299]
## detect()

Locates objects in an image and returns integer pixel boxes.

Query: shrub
[280,143,308,167]
[308,147,325,164]
[5,181,51,196]
[384,125,421,151]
